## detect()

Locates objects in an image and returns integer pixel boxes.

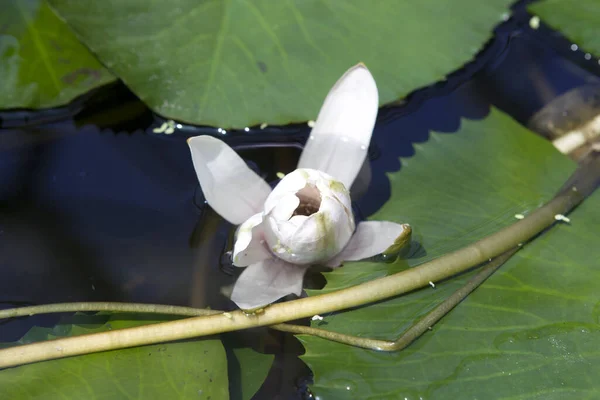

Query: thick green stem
[0,153,597,368]
[0,248,517,351]
[277,248,517,350]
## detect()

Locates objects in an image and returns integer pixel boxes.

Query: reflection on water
[1,5,599,398]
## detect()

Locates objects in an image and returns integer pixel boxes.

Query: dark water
[1,2,599,398]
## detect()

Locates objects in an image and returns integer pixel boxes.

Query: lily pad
[0,313,230,400]
[0,0,115,110]
[230,347,274,400]
[48,0,511,127]
[529,0,600,57]
[300,109,600,398]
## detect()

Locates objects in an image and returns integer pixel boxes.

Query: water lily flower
[188,64,410,310]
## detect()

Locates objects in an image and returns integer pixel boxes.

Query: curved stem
[0,153,597,368]
[277,247,517,350]
[0,248,517,352]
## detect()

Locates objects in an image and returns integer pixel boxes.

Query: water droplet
[571,44,579,51]
[529,16,540,29]
[584,53,592,60]
[244,127,250,132]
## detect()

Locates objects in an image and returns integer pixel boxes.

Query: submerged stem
[0,153,597,368]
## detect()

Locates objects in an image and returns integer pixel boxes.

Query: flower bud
[262,168,355,265]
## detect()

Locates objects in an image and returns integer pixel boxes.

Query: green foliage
[300,109,600,398]
[47,0,511,127]
[0,314,273,400]
[0,0,114,109]
[530,0,600,57]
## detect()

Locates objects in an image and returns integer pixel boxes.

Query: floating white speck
[529,16,540,29]
[260,123,268,129]
[276,172,286,179]
[571,44,579,51]
[307,120,315,128]
[176,124,183,129]
[311,315,324,321]
[154,120,176,135]
[244,127,250,132]
[514,213,525,220]
[152,122,168,133]
[585,53,592,60]
[429,281,435,288]
[91,284,95,291]
[554,214,571,223]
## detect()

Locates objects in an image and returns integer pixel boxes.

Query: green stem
[276,248,517,350]
[0,153,597,368]
[0,302,219,320]
[0,246,513,352]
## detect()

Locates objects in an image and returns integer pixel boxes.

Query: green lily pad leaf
[47,0,511,128]
[300,109,600,398]
[230,347,274,400]
[0,313,229,400]
[529,0,600,57]
[0,0,115,110]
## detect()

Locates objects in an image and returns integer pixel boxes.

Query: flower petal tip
[187,135,272,224]
[382,224,412,255]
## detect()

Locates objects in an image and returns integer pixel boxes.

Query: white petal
[188,136,272,224]
[264,195,354,265]
[230,258,309,309]
[263,169,307,215]
[326,221,410,267]
[232,213,271,267]
[298,64,378,188]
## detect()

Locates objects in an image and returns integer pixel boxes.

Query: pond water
[0,3,598,399]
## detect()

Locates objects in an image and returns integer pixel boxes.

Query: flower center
[293,184,322,217]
